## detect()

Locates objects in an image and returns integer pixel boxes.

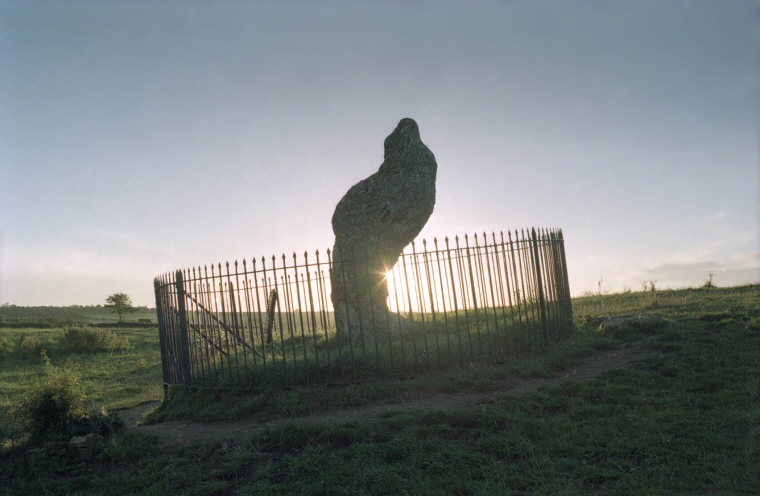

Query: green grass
[0,327,163,413]
[145,325,610,424]
[179,302,572,390]
[1,284,758,494]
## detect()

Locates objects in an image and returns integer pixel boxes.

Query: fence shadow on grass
[154,228,573,390]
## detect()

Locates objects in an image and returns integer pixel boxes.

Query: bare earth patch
[120,343,655,446]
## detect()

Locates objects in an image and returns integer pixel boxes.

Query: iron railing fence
[154,228,573,390]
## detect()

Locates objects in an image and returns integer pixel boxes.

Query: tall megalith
[330,118,437,340]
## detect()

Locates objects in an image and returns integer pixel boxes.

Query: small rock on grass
[599,314,666,337]
[68,433,105,452]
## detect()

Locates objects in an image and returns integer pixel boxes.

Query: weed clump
[18,353,88,442]
[17,353,124,444]
[702,270,715,288]
[0,406,24,449]
[0,334,13,360]
[18,333,46,361]
[642,279,658,292]
[56,325,129,354]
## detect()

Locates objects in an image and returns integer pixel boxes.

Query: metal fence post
[154,277,170,402]
[154,227,572,391]
[531,228,549,341]
[174,270,194,388]
[557,229,574,324]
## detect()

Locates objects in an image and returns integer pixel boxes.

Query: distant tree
[105,293,138,324]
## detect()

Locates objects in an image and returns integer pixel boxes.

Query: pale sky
[1,1,758,307]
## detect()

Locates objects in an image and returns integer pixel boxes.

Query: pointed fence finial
[154,225,573,391]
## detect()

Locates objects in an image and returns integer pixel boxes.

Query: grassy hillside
[1,284,758,494]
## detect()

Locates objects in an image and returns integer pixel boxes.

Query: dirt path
[119,343,654,446]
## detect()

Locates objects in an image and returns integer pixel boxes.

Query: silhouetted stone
[331,118,437,340]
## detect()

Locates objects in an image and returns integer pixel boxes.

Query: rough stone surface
[331,118,437,340]
[599,314,666,337]
[69,433,104,452]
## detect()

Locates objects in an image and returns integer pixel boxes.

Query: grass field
[0,305,157,326]
[1,284,758,494]
[0,327,163,413]
[164,302,572,392]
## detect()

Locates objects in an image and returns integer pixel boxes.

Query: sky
[1,1,758,307]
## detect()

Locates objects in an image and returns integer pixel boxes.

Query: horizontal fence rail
[154,228,573,389]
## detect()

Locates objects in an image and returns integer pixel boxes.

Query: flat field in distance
[1,284,758,495]
[0,304,158,325]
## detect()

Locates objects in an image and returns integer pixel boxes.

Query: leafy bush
[0,406,24,450]
[0,334,13,360]
[17,355,124,443]
[18,333,45,359]
[71,406,125,438]
[18,354,90,442]
[56,325,129,353]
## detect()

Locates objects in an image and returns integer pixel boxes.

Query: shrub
[17,355,124,443]
[0,406,24,450]
[18,333,45,359]
[74,406,125,438]
[702,270,715,288]
[18,354,90,442]
[56,325,129,353]
[643,279,658,292]
[0,334,13,360]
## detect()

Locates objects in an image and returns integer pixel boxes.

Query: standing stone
[330,118,437,340]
